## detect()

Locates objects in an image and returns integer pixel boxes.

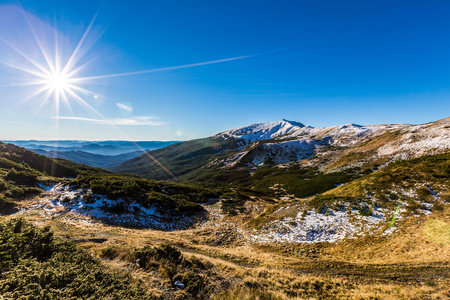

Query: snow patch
[34,183,198,230]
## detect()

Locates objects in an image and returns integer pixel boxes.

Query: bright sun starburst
[0,9,254,181]
[2,10,253,119]
[46,70,70,93]
[0,13,102,118]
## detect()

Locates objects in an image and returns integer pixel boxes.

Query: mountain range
[111,118,450,184]
[1,118,449,299]
[5,140,179,169]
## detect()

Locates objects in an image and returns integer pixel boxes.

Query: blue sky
[0,0,449,140]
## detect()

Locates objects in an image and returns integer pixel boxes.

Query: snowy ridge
[218,119,307,143]
[218,119,405,146]
[212,119,410,168]
[377,120,450,158]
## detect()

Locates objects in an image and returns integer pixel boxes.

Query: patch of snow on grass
[250,207,387,244]
[36,183,197,230]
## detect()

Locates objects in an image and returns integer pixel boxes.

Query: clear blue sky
[0,0,449,140]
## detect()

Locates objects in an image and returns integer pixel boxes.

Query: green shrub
[0,179,7,191]
[5,168,37,186]
[416,187,432,200]
[100,246,119,259]
[221,192,250,215]
[5,186,25,198]
[359,206,372,216]
[181,271,206,296]
[0,218,151,299]
[133,244,183,269]
[432,203,444,212]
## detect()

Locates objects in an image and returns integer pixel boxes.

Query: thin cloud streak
[78,54,254,80]
[53,116,165,126]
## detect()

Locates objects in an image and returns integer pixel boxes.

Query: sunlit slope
[0,141,103,212]
[0,142,218,223]
[248,152,449,243]
[109,136,246,181]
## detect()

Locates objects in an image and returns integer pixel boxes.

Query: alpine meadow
[0,1,449,300]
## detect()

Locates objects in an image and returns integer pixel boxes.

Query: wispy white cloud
[116,102,133,112]
[53,116,165,126]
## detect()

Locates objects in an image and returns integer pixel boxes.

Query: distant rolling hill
[4,140,180,168]
[6,140,180,156]
[30,149,143,169]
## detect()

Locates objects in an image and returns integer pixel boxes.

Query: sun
[45,69,70,94]
[0,15,103,115]
[2,11,252,118]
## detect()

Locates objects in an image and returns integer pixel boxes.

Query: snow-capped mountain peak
[218,119,308,143]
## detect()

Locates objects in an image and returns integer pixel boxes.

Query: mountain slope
[0,142,219,228]
[111,118,450,192]
[248,151,449,243]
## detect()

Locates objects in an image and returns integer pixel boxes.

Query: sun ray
[64,59,95,79]
[34,89,56,116]
[0,61,48,78]
[22,11,56,74]
[64,88,106,120]
[18,85,50,104]
[62,14,98,75]
[0,38,51,76]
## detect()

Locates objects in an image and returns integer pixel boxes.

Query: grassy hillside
[0,141,103,213]
[248,152,450,233]
[312,151,450,212]
[0,218,151,299]
[109,136,245,181]
[110,136,363,201]
[0,141,219,219]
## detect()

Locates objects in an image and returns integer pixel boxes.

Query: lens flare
[1,8,254,181]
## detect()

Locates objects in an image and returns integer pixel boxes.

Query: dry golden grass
[3,194,449,300]
[423,219,450,246]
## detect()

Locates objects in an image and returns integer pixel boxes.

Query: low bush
[0,218,151,299]
[5,168,37,186]
[0,179,7,191]
[132,244,183,269]
[181,271,206,296]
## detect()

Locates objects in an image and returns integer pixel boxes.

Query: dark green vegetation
[321,152,450,214]
[70,174,219,215]
[100,243,217,299]
[110,136,244,181]
[111,135,359,201]
[0,141,100,213]
[0,141,220,218]
[0,218,150,299]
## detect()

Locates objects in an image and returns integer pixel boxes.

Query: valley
[1,118,449,299]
